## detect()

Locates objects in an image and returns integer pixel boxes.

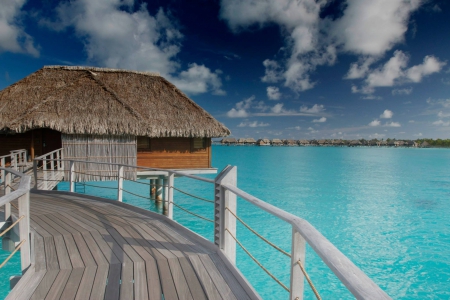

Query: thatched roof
[0,66,230,138]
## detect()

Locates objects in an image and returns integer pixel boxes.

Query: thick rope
[226,207,291,257]
[225,228,289,292]
[122,189,152,200]
[297,259,322,300]
[0,240,25,269]
[171,186,214,203]
[170,202,214,223]
[77,182,117,190]
[0,216,24,237]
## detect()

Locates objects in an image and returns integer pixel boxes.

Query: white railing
[1,149,28,182]
[33,148,64,190]
[33,157,390,299]
[0,168,31,273]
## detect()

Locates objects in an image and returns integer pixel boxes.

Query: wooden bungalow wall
[0,129,61,160]
[62,134,137,181]
[137,137,212,169]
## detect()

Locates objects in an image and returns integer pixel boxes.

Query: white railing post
[69,161,75,192]
[50,152,55,182]
[163,176,169,216]
[4,171,11,221]
[167,172,174,219]
[290,226,306,300]
[117,165,123,202]
[33,160,38,189]
[214,165,237,264]
[56,150,61,171]
[1,157,5,181]
[42,157,48,190]
[60,149,64,171]
[18,191,31,272]
[11,152,17,171]
[150,179,156,200]
[156,178,163,202]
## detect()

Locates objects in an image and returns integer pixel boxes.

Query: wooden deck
[6,190,259,300]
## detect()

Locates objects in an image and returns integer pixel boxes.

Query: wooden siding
[0,129,61,159]
[137,138,211,169]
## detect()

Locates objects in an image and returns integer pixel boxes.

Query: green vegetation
[416,139,450,147]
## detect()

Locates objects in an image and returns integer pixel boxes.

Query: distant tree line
[414,139,450,147]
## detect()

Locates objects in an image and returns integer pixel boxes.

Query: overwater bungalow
[245,138,256,145]
[421,141,430,148]
[283,139,297,146]
[298,139,310,146]
[0,66,230,175]
[256,138,270,146]
[271,139,283,146]
[349,140,362,147]
[220,137,237,145]
[237,138,246,145]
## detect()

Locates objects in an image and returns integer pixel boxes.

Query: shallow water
[1,146,450,299]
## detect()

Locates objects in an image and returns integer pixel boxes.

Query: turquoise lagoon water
[1,146,450,299]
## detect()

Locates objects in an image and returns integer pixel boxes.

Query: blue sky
[1,0,449,140]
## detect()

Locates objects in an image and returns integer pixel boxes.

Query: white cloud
[261,60,283,83]
[226,95,255,118]
[271,103,285,114]
[413,133,423,137]
[345,57,375,79]
[47,0,224,95]
[172,64,226,95]
[332,0,422,56]
[405,55,446,82]
[267,86,281,100]
[438,111,450,118]
[433,120,450,126]
[385,121,401,127]
[227,108,248,118]
[312,117,326,123]
[352,51,445,94]
[369,119,381,126]
[300,104,325,114]
[392,87,413,95]
[380,109,393,119]
[238,121,270,128]
[369,133,385,138]
[0,0,39,56]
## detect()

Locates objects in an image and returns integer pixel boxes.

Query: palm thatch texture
[0,66,230,138]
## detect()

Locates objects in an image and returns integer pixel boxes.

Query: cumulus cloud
[0,0,39,56]
[385,121,401,127]
[312,117,326,123]
[433,120,450,126]
[267,86,281,100]
[226,95,255,118]
[46,0,224,95]
[392,87,413,95]
[300,104,325,114]
[352,51,446,94]
[332,0,422,56]
[171,64,226,95]
[380,109,393,119]
[345,57,375,79]
[237,121,270,127]
[369,119,381,126]
[438,111,450,118]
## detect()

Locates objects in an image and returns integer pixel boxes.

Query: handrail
[222,183,390,299]
[34,148,63,160]
[34,157,215,183]
[0,167,31,272]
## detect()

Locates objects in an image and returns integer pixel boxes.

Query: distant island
[214,138,450,148]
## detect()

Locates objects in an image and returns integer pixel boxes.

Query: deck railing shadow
[33,155,391,300]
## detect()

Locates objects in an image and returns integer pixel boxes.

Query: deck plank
[6,191,259,300]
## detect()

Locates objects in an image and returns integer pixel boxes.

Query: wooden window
[193,138,206,149]
[137,136,150,150]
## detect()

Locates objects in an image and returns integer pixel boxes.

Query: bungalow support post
[18,190,31,272]
[214,166,237,264]
[166,173,174,219]
[290,226,306,300]
[156,178,163,202]
[4,172,11,222]
[150,179,156,200]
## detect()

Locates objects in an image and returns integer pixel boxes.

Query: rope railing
[225,228,289,292]
[171,186,214,203]
[170,201,214,223]
[77,182,118,190]
[122,188,152,200]
[0,216,25,238]
[0,240,26,269]
[297,259,322,300]
[225,207,290,257]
